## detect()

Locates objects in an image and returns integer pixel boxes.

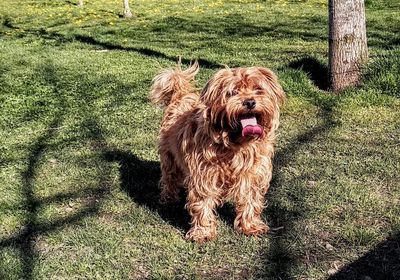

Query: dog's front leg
[185,185,220,243]
[233,179,270,236]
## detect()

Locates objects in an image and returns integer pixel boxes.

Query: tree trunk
[77,0,83,7]
[123,0,134,18]
[328,0,368,92]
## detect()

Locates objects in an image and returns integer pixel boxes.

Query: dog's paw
[185,226,216,243]
[235,221,270,236]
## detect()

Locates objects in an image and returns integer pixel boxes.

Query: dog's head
[200,67,285,146]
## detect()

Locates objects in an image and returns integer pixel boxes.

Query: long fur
[150,62,285,242]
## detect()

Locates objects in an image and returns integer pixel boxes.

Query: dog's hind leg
[159,151,183,203]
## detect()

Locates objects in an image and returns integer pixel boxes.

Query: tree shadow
[65,0,79,6]
[0,61,114,280]
[72,34,221,70]
[150,14,326,41]
[288,56,329,90]
[2,16,13,29]
[0,110,110,279]
[329,232,400,280]
[262,97,339,278]
[18,116,63,280]
[0,20,222,69]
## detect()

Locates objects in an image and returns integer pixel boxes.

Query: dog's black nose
[243,99,256,110]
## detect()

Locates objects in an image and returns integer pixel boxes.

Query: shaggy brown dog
[150,62,285,242]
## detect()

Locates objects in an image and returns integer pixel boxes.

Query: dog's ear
[199,69,234,144]
[200,107,232,146]
[256,67,285,106]
[202,107,222,144]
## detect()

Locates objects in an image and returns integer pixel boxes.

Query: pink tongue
[240,117,263,137]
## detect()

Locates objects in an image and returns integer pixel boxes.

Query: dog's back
[150,62,202,171]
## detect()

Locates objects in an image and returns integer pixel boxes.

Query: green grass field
[1,0,399,279]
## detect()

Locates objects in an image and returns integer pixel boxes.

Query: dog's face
[200,67,285,146]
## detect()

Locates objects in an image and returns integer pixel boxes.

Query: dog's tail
[150,60,199,108]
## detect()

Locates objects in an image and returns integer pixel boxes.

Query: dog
[150,62,285,242]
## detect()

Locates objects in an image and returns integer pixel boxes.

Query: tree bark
[123,0,134,18]
[77,0,83,7]
[328,0,368,92]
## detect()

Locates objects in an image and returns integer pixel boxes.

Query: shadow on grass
[1,18,222,69]
[263,112,338,278]
[288,56,329,90]
[32,28,222,70]
[0,113,111,280]
[102,150,191,231]
[329,232,400,280]
[0,62,113,280]
[18,116,63,280]
[148,13,326,42]
[261,56,339,278]
[72,34,222,69]
[65,0,78,6]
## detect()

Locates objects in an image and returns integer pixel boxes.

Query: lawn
[0,0,399,279]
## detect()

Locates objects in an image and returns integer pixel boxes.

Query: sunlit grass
[0,0,399,279]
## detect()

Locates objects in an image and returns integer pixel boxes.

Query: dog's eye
[254,87,264,94]
[229,90,238,96]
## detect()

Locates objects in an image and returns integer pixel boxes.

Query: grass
[0,0,399,279]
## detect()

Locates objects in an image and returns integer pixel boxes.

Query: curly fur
[150,62,285,242]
